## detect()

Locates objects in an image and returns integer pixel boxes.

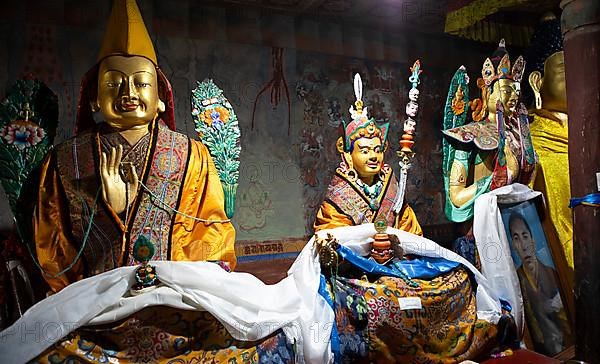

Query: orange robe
[314,171,422,235]
[34,120,236,292]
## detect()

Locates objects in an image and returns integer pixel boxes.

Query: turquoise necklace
[356,178,383,210]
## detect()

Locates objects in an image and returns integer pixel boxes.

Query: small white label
[398,296,422,310]
[596,172,600,192]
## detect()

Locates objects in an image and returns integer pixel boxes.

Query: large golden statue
[442,40,536,223]
[526,14,573,270]
[34,0,235,293]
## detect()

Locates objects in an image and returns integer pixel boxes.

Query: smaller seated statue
[313,74,502,363]
[314,77,422,235]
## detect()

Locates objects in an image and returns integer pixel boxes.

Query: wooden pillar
[560,0,600,361]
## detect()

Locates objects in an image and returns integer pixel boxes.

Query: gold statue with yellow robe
[34,0,236,293]
[527,14,573,271]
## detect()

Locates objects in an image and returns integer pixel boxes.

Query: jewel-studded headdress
[341,74,390,152]
[472,39,526,121]
[481,39,526,87]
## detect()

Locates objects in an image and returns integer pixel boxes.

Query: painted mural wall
[0,1,491,258]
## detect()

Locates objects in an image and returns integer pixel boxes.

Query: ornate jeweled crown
[341,74,390,152]
[481,39,526,86]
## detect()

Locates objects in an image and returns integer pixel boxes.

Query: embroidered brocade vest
[325,172,399,226]
[55,120,189,275]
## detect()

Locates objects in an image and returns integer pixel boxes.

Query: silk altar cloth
[0,223,505,363]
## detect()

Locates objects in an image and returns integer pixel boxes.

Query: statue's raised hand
[100,145,139,214]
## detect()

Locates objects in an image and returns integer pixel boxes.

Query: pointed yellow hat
[98,0,157,64]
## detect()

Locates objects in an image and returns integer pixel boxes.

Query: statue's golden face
[488,78,520,116]
[97,55,161,130]
[541,51,567,113]
[351,137,383,182]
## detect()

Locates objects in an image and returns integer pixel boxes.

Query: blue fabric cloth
[318,274,341,364]
[452,235,479,268]
[336,244,460,279]
[500,299,512,313]
[319,244,463,362]
[570,192,600,208]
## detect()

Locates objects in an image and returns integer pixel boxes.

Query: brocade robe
[315,169,423,235]
[34,120,236,292]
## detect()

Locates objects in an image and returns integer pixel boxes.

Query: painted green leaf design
[191,79,241,218]
[0,79,58,217]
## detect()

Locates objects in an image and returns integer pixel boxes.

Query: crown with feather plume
[341,74,390,152]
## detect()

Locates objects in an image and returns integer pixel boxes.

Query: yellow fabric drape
[34,153,85,293]
[530,112,573,270]
[35,138,236,293]
[314,201,423,236]
[171,140,236,268]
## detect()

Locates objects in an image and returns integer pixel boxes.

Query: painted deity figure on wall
[442,40,536,224]
[34,0,235,293]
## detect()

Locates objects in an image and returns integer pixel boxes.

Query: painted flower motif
[257,333,293,364]
[0,120,46,150]
[199,106,230,128]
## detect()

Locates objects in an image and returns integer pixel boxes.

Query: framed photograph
[499,200,573,357]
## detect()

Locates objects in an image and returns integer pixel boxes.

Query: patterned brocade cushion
[35,306,294,363]
[332,266,497,363]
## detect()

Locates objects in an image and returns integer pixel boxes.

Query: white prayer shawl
[473,183,542,337]
[0,259,333,364]
[0,224,505,363]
